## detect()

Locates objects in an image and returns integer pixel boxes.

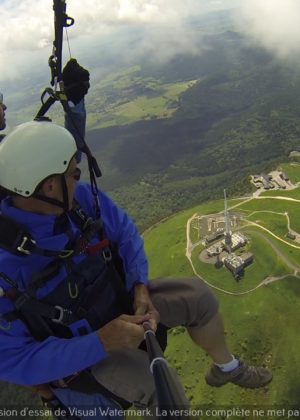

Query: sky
[236,0,300,60]
[1,0,300,85]
[0,0,231,83]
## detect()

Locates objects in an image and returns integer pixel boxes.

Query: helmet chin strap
[34,175,70,212]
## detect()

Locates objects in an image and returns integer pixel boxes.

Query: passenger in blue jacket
[0,63,272,420]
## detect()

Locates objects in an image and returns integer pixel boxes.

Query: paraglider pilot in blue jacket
[0,60,272,419]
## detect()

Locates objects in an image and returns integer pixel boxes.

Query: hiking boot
[205,359,272,389]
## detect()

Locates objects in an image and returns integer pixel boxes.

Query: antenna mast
[224,189,232,252]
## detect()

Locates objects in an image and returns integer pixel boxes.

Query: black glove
[62,58,90,105]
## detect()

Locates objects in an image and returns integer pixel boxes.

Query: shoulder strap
[68,201,112,259]
[0,199,105,258]
[0,270,76,326]
[0,214,74,258]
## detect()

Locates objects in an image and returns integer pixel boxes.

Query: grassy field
[87,79,198,129]
[144,192,300,416]
[246,211,288,238]
[235,197,300,234]
[262,188,300,199]
[161,277,300,408]
[279,162,300,183]
[83,65,198,129]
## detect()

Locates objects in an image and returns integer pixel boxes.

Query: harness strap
[0,215,37,256]
[0,215,74,258]
[34,91,57,121]
[68,203,109,257]
[68,202,103,236]
[28,261,62,295]
[0,200,108,259]
[1,265,75,325]
[3,293,75,325]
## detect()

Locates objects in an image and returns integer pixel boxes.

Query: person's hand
[96,313,150,352]
[62,58,90,105]
[133,283,160,332]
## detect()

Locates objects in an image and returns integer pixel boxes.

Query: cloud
[4,0,299,86]
[236,0,300,60]
[68,0,221,28]
[0,0,51,81]
[0,0,232,83]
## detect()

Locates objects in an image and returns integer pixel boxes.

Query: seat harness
[0,201,168,409]
[0,201,131,330]
[0,202,134,409]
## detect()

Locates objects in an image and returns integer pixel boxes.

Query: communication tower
[224,189,232,252]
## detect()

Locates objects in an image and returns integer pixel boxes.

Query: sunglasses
[66,167,81,181]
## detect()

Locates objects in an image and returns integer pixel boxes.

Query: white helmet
[0,121,77,197]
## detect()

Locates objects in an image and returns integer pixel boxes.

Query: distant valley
[85,31,300,230]
[6,11,300,232]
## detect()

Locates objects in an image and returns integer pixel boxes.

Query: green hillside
[90,38,300,229]
[8,28,300,232]
[86,66,198,129]
[144,175,300,416]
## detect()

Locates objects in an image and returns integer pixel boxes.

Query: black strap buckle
[17,236,36,255]
[15,293,31,310]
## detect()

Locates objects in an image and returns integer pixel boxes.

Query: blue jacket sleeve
[75,184,149,291]
[64,99,86,162]
[99,191,149,291]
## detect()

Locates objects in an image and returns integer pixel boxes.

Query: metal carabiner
[51,305,72,324]
[17,236,36,255]
[102,248,112,263]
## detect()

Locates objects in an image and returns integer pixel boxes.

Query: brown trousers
[91,277,219,409]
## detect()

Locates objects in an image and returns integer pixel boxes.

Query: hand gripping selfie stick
[143,322,192,420]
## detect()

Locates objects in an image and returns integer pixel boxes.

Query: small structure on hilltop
[200,190,254,280]
[280,172,289,182]
[223,254,244,278]
[223,252,254,279]
[251,171,291,190]
[224,232,247,251]
[287,231,296,240]
[205,230,224,246]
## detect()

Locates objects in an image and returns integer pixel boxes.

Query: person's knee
[186,278,219,328]
[149,277,219,330]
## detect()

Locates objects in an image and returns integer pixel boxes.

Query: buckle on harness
[52,306,72,324]
[102,248,112,262]
[17,236,36,255]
